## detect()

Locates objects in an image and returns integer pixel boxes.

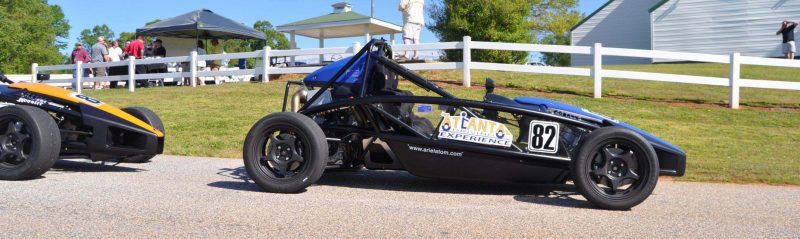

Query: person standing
[152,39,166,57]
[124,35,145,60]
[124,35,147,86]
[107,40,124,88]
[777,20,798,60]
[70,42,91,90]
[398,0,425,60]
[108,40,123,62]
[90,36,110,89]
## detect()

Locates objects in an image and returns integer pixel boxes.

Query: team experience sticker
[438,112,513,147]
[68,92,104,107]
[527,120,560,154]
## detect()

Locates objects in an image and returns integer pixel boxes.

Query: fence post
[592,43,603,99]
[462,36,472,88]
[30,63,38,82]
[128,58,136,92]
[75,61,83,93]
[729,53,741,109]
[261,46,271,83]
[190,51,198,87]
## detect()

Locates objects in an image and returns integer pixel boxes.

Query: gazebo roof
[276,8,401,39]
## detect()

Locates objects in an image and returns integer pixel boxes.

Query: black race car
[243,40,685,210]
[0,74,164,180]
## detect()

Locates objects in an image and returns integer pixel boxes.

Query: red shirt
[124,40,145,59]
[71,48,90,64]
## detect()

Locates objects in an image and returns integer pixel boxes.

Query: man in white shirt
[399,0,424,60]
[108,40,123,62]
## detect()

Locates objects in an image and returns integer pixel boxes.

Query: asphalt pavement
[0,155,798,238]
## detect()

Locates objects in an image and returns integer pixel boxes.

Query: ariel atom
[243,40,685,210]
[0,74,164,180]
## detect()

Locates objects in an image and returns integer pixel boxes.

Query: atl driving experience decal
[438,112,513,147]
[68,92,104,107]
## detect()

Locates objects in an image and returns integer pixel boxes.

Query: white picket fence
[32,36,800,109]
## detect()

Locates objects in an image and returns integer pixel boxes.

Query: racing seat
[368,64,434,136]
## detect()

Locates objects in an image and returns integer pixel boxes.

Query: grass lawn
[85,64,800,185]
[419,63,800,108]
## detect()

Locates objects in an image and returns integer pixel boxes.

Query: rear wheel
[572,127,659,210]
[121,107,164,163]
[243,112,328,193]
[0,105,60,180]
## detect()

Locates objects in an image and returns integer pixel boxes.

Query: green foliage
[0,0,70,74]
[78,24,115,47]
[117,32,136,45]
[428,0,533,64]
[251,20,290,51]
[529,0,581,66]
[539,33,571,66]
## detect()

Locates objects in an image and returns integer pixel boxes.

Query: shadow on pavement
[209,166,593,209]
[51,159,146,173]
[206,167,263,192]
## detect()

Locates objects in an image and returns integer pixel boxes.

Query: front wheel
[243,112,328,193]
[121,107,164,163]
[0,105,61,180]
[572,127,659,210]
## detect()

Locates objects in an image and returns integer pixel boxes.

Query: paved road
[0,155,798,238]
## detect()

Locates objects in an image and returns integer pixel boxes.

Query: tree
[428,0,533,64]
[0,0,70,74]
[529,0,581,66]
[117,32,136,45]
[251,20,290,50]
[78,24,115,47]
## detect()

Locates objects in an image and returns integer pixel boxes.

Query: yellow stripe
[9,83,164,138]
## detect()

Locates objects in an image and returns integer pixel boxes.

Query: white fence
[33,36,800,109]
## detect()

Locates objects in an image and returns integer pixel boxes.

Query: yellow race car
[0,74,164,180]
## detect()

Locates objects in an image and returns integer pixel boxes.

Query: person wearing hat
[70,42,91,90]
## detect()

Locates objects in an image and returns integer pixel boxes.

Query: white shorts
[402,22,421,41]
[783,41,796,54]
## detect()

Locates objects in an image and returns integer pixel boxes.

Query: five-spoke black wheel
[243,112,328,193]
[572,127,659,210]
[0,105,60,180]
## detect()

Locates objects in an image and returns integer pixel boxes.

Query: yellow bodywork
[9,83,164,138]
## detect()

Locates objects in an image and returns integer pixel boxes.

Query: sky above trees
[52,0,603,53]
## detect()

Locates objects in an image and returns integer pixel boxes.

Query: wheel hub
[607,159,627,177]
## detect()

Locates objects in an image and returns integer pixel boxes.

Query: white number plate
[527,120,559,154]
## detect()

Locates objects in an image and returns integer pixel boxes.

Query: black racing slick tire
[572,126,659,210]
[0,105,60,180]
[122,107,164,163]
[243,112,328,193]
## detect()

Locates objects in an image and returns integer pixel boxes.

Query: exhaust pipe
[290,86,309,112]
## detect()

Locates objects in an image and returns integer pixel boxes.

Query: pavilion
[276,2,402,63]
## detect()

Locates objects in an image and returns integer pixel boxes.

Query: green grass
[84,64,800,185]
[419,63,800,108]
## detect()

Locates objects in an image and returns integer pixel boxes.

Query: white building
[571,0,800,65]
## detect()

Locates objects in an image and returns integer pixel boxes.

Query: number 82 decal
[527,120,559,154]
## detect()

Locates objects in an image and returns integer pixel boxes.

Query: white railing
[32,36,800,109]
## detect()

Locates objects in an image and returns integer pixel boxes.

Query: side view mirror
[37,73,50,81]
[485,77,495,94]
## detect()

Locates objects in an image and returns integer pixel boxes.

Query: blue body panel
[303,55,368,85]
[514,97,685,155]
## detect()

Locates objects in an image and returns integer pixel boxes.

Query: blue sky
[54,0,605,57]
